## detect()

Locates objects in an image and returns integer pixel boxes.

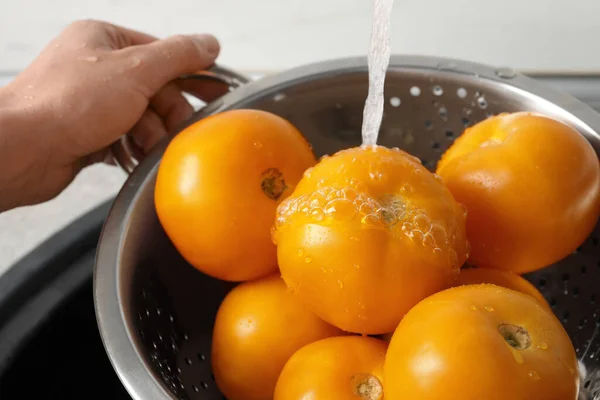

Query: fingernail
[193,34,220,57]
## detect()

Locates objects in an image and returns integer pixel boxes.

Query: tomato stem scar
[351,374,383,400]
[498,323,531,350]
[261,168,287,200]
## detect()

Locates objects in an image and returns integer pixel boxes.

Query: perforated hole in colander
[127,70,600,400]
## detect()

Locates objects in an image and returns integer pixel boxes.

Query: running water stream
[361,0,394,146]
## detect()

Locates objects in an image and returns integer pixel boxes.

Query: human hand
[0,19,221,211]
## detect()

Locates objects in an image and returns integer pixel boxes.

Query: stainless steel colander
[94,55,600,400]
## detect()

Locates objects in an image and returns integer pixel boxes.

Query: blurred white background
[1,0,599,273]
[1,0,599,74]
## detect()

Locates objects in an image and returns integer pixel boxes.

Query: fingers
[52,20,222,161]
[120,33,220,95]
[149,83,194,133]
[121,86,191,161]
[129,109,168,154]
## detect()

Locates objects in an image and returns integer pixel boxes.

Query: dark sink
[0,199,131,399]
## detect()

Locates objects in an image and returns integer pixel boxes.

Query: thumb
[123,33,220,94]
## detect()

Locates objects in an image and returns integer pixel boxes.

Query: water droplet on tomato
[411,229,424,242]
[359,202,376,215]
[361,214,380,226]
[537,342,549,350]
[560,359,575,374]
[413,214,431,231]
[430,224,447,247]
[400,184,414,194]
[423,233,436,248]
[528,371,540,381]
[509,347,524,364]
[311,208,325,221]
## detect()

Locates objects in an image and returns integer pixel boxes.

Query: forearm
[0,86,51,211]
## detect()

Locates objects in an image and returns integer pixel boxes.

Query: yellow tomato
[437,112,600,273]
[274,145,469,334]
[155,109,316,281]
[274,336,387,400]
[384,284,579,400]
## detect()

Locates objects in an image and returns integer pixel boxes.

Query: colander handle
[109,64,251,174]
